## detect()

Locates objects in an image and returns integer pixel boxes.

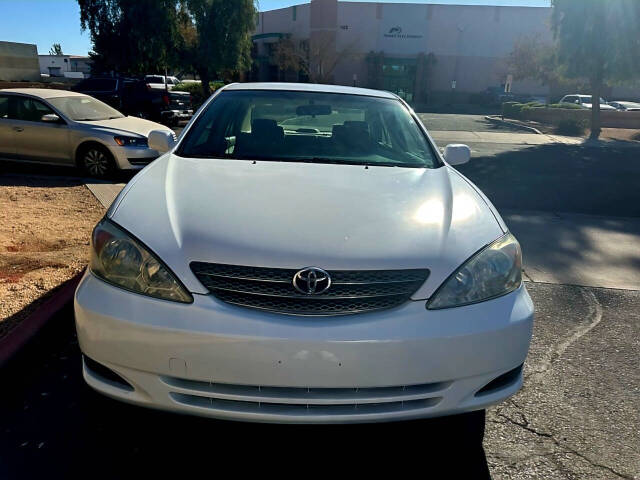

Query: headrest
[251,119,283,139]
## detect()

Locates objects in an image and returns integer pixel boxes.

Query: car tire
[78,144,116,179]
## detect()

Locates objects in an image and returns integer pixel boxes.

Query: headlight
[114,136,148,147]
[90,219,192,303]
[427,233,522,310]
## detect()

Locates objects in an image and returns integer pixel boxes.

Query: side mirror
[443,144,471,166]
[41,113,61,123]
[148,130,177,153]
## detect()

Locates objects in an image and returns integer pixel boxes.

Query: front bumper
[75,271,534,423]
[161,109,194,122]
[109,144,160,170]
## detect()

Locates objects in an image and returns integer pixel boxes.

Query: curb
[0,270,84,367]
[485,115,543,135]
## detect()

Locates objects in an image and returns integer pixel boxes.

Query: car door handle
[12,126,24,132]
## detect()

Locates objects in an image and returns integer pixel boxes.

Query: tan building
[0,41,41,82]
[253,0,551,105]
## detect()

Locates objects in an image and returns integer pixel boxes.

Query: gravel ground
[0,174,104,339]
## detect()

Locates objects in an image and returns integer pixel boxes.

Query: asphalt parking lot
[1,113,639,479]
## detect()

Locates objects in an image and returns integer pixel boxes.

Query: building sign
[383,26,423,40]
[378,5,428,54]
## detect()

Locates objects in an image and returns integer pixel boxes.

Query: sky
[0,0,550,56]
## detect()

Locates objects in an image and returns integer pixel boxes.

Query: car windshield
[579,96,606,103]
[48,96,125,121]
[178,90,440,168]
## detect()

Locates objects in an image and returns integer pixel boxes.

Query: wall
[39,55,92,77]
[0,41,40,82]
[256,1,553,95]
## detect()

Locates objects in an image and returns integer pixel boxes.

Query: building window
[376,4,382,19]
[293,5,297,21]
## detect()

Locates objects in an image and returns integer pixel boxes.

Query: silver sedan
[0,88,175,177]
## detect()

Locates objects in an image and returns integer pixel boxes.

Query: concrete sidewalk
[430,130,583,146]
[85,182,125,209]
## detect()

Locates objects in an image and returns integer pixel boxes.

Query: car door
[0,94,15,158]
[11,95,72,164]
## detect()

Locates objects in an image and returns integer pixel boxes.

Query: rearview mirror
[148,130,177,153]
[41,113,61,123]
[443,144,471,166]
[296,104,331,116]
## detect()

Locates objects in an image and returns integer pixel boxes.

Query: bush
[548,103,583,109]
[555,118,588,136]
[173,81,225,108]
[502,101,524,118]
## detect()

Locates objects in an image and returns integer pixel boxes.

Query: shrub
[555,118,588,136]
[173,81,226,108]
[548,103,583,109]
[502,102,526,118]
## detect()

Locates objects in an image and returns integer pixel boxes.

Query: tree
[508,34,559,87]
[78,0,181,75]
[49,43,63,56]
[273,33,360,83]
[179,0,256,98]
[551,0,640,139]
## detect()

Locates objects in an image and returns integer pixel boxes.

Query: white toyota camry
[75,83,533,424]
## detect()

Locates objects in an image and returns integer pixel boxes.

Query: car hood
[75,116,171,137]
[109,155,505,299]
[583,103,617,110]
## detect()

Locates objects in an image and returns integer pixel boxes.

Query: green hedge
[555,118,588,136]
[173,81,226,108]
[548,102,583,109]
[502,101,584,119]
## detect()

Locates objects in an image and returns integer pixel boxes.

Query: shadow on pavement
[456,143,640,289]
[457,143,640,218]
[0,305,491,479]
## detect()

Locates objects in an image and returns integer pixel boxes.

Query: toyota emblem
[292,267,331,295]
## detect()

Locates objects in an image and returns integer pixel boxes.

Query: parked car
[144,75,181,90]
[72,76,192,125]
[559,94,617,110]
[0,88,174,177]
[75,83,534,425]
[608,100,640,111]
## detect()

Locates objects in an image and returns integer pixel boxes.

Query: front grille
[190,262,429,316]
[162,376,447,418]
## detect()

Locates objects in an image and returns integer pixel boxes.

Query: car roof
[223,82,398,99]
[0,88,86,99]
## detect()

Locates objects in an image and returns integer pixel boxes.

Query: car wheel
[80,145,115,178]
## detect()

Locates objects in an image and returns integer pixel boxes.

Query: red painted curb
[0,270,85,367]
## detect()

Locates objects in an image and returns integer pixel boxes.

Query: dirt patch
[0,174,105,339]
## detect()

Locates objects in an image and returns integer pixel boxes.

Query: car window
[178,90,440,169]
[146,76,165,83]
[0,95,8,119]
[13,97,55,123]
